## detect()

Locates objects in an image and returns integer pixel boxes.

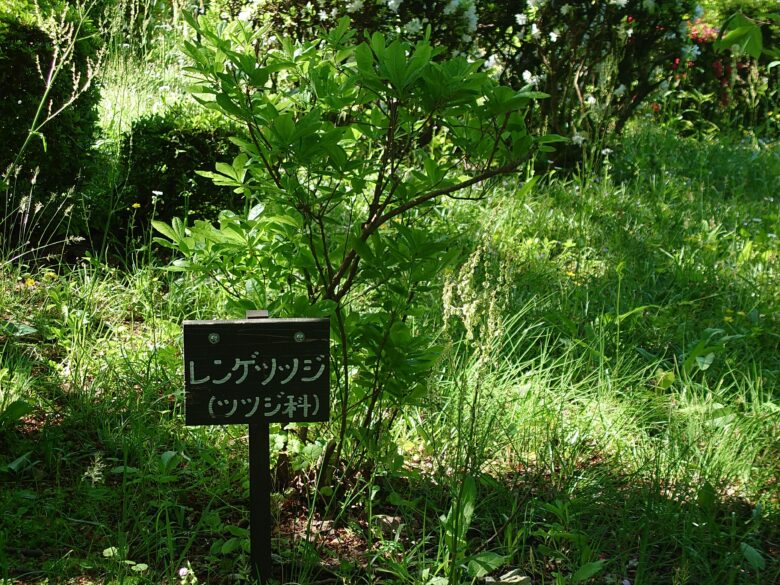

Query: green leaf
[151,220,178,243]
[740,542,765,570]
[160,450,180,473]
[225,524,250,538]
[697,481,716,511]
[571,560,605,583]
[215,93,246,119]
[383,40,409,91]
[695,352,715,371]
[0,400,33,425]
[715,14,763,59]
[221,537,242,554]
[467,551,508,578]
[0,321,38,337]
[3,451,32,473]
[272,114,296,144]
[110,466,139,475]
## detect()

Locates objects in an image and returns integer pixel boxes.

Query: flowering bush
[218,0,697,163]
[476,0,698,161]
[661,4,780,136]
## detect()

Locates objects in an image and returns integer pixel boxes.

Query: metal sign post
[183,313,329,582]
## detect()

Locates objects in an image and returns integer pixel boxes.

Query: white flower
[682,45,701,60]
[386,0,402,12]
[404,17,422,35]
[515,13,527,26]
[346,0,364,13]
[237,8,252,21]
[549,30,559,42]
[463,4,477,33]
[586,94,597,106]
[626,28,633,38]
[601,148,613,156]
[531,23,540,39]
[522,70,540,85]
[179,567,189,578]
[614,84,626,97]
[443,0,461,16]
[571,132,586,146]
[610,0,627,7]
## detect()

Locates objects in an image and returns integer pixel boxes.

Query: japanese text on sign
[183,318,330,426]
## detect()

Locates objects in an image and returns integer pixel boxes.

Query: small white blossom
[682,45,701,60]
[571,132,586,146]
[626,28,633,38]
[463,4,477,33]
[237,8,252,21]
[601,148,613,156]
[586,94,597,106]
[549,30,559,42]
[515,13,527,26]
[610,0,628,7]
[346,0,364,13]
[522,70,540,85]
[387,0,402,12]
[404,17,423,35]
[531,23,540,39]
[443,0,461,16]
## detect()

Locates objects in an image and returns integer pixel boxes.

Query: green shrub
[154,14,555,474]
[232,0,697,164]
[116,104,238,229]
[0,3,101,196]
[673,2,780,136]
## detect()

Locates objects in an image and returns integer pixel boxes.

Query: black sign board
[182,315,330,583]
[183,318,330,426]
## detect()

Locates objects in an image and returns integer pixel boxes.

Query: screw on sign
[183,315,330,583]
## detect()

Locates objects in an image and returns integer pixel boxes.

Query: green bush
[117,105,238,228]
[0,2,101,197]
[670,2,780,136]
[233,0,697,163]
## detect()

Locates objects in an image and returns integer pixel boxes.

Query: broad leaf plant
[154,14,557,478]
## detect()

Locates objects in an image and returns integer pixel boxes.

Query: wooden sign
[183,318,330,426]
[182,314,330,583]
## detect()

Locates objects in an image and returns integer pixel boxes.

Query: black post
[247,309,271,583]
[249,421,272,583]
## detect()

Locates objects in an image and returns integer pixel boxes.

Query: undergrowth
[1,124,778,584]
